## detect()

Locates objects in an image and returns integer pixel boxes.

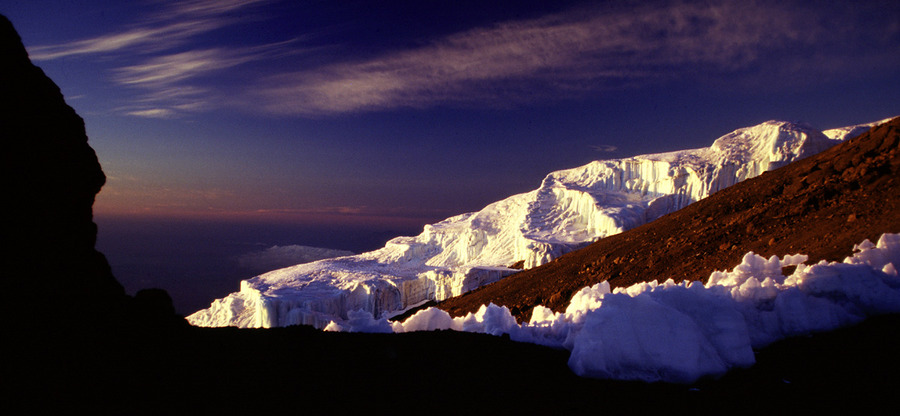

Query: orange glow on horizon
[92,202,444,229]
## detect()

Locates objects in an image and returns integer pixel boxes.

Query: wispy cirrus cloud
[250,1,826,115]
[28,0,270,60]
[114,40,296,87]
[115,85,212,118]
[123,108,177,118]
[165,0,270,16]
[28,19,226,61]
[27,0,277,117]
[114,35,305,117]
[26,0,900,119]
[115,49,248,86]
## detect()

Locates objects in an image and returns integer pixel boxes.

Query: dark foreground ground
[6,312,900,414]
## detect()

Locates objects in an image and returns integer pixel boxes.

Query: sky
[3,0,899,229]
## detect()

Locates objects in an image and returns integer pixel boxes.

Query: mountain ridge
[189,117,888,329]
[438,117,900,321]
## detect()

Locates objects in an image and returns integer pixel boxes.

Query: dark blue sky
[3,0,899,228]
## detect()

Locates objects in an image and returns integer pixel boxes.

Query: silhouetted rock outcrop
[0,15,181,329]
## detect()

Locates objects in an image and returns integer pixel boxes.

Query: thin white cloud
[115,38,303,116]
[28,19,226,60]
[27,0,283,117]
[115,49,240,85]
[114,39,296,87]
[251,1,821,115]
[591,145,618,153]
[125,108,176,118]
[28,0,269,60]
[165,0,270,16]
[111,85,213,117]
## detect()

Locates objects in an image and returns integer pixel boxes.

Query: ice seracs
[187,119,885,329]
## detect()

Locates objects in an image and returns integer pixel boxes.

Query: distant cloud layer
[237,245,355,273]
[27,0,900,118]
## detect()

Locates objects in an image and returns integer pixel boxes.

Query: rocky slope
[438,117,900,321]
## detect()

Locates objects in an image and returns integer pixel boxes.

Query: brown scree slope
[439,118,900,322]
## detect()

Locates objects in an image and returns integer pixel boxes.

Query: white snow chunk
[391,233,900,384]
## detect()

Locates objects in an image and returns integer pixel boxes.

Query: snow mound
[374,234,900,383]
[188,119,882,329]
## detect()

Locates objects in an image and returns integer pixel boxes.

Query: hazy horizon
[95,214,428,314]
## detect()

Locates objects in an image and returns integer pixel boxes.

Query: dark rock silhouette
[0,15,183,329]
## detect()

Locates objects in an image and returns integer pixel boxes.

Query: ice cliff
[187,119,879,329]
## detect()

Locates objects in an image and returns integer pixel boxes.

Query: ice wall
[187,120,867,329]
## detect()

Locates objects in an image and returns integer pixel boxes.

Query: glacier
[188,119,886,329]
